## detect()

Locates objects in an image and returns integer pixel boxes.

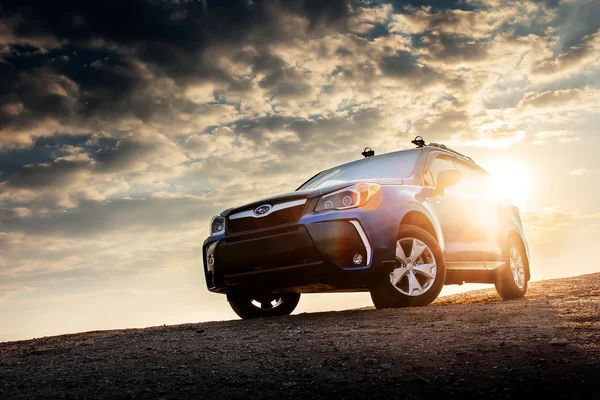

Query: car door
[448,159,492,261]
[458,164,505,262]
[422,153,479,262]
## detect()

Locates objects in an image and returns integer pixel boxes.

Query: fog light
[352,253,363,265]
[207,255,215,267]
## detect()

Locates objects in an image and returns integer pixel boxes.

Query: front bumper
[202,208,399,294]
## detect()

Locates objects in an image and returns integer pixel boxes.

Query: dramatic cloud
[518,88,591,110]
[518,87,600,110]
[532,30,600,75]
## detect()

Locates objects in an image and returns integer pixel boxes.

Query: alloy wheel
[390,237,437,296]
[250,296,285,310]
[509,246,526,289]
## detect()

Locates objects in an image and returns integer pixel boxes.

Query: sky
[0,0,599,342]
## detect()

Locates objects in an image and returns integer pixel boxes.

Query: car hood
[220,178,404,217]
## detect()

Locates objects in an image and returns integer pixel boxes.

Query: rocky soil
[1,273,599,399]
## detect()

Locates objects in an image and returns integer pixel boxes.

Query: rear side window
[453,159,490,192]
[424,155,455,186]
[453,159,478,181]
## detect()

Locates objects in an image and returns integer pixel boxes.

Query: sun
[483,159,533,208]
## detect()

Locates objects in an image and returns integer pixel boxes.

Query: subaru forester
[202,137,530,318]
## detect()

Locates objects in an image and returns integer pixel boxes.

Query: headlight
[315,183,381,212]
[209,216,225,236]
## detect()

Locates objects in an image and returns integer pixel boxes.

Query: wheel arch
[398,207,444,250]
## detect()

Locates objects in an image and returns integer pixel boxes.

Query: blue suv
[203,138,530,319]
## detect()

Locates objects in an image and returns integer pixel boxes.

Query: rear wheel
[227,292,300,319]
[495,237,528,299]
[370,225,446,308]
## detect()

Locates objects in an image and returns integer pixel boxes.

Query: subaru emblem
[254,204,272,216]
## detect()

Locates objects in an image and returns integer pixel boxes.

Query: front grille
[225,225,300,243]
[227,204,305,234]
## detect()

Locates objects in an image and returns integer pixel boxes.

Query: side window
[476,168,494,193]
[424,155,456,186]
[453,159,481,191]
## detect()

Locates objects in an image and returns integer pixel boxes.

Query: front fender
[378,186,445,251]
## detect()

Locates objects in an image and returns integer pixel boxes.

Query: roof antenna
[361,147,375,158]
[411,136,426,148]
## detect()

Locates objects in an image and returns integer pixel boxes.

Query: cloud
[184,127,236,159]
[0,134,187,211]
[4,159,89,190]
[550,0,600,52]
[532,129,580,144]
[378,50,442,86]
[0,195,212,238]
[0,284,34,303]
[0,0,352,146]
[535,130,575,138]
[532,29,600,75]
[95,136,186,173]
[522,206,600,239]
[418,32,491,65]
[570,168,589,175]
[411,109,472,138]
[558,136,581,144]
[389,4,520,37]
[517,88,589,110]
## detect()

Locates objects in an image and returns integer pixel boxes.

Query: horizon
[1,0,599,342]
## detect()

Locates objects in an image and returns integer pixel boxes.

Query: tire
[370,225,446,308]
[495,236,528,299]
[227,292,300,319]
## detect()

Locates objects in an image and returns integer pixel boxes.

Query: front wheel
[370,225,446,308]
[227,292,300,319]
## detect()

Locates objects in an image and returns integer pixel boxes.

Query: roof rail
[427,142,474,162]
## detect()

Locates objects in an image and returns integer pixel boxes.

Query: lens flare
[484,160,533,208]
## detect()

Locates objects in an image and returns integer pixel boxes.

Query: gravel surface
[1,273,599,399]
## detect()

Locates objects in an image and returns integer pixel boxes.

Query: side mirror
[436,169,461,193]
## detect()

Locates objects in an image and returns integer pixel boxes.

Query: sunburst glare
[483,160,533,208]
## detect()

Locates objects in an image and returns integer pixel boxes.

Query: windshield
[299,149,421,190]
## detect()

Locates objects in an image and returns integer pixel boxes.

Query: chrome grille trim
[229,199,307,220]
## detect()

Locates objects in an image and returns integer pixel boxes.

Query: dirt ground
[1,273,599,399]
